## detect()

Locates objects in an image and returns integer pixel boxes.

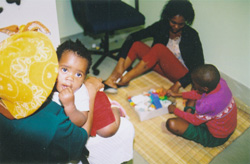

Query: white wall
[0,0,60,48]
[191,0,250,105]
[56,0,83,38]
[192,0,250,89]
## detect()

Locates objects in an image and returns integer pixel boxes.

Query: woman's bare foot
[116,79,129,87]
[116,71,133,86]
[104,79,118,89]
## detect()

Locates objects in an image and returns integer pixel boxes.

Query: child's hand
[158,88,167,97]
[168,104,176,114]
[166,89,175,97]
[166,89,182,97]
[59,87,75,109]
[85,76,104,93]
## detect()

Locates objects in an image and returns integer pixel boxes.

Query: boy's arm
[174,107,207,126]
[169,105,207,126]
[166,90,182,97]
[182,90,202,100]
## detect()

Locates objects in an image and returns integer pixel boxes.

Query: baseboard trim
[220,72,250,108]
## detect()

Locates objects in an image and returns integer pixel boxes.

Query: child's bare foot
[110,100,127,118]
[161,122,173,135]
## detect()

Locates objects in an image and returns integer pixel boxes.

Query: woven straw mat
[107,71,250,164]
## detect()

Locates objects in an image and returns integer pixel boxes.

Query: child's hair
[56,39,92,74]
[191,64,220,92]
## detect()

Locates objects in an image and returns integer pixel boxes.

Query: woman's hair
[161,0,195,25]
[191,64,221,92]
[56,39,92,74]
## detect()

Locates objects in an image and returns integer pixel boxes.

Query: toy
[128,88,171,112]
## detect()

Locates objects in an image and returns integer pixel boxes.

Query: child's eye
[61,68,67,72]
[76,73,82,78]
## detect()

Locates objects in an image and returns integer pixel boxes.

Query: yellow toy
[0,21,58,119]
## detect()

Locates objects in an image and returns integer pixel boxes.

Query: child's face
[192,80,204,94]
[192,80,208,94]
[56,50,88,93]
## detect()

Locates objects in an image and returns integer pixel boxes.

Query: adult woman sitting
[103,0,204,94]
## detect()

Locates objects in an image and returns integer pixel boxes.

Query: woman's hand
[166,90,179,97]
[166,81,182,97]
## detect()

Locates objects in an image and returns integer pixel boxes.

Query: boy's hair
[56,39,92,74]
[161,0,195,25]
[191,64,221,91]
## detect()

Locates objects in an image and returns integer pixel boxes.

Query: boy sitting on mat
[162,64,237,147]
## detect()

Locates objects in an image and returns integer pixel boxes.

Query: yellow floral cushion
[0,31,58,119]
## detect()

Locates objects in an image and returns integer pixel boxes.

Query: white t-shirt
[167,37,187,69]
[52,84,89,111]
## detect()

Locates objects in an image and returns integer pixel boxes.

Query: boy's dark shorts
[181,106,232,147]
